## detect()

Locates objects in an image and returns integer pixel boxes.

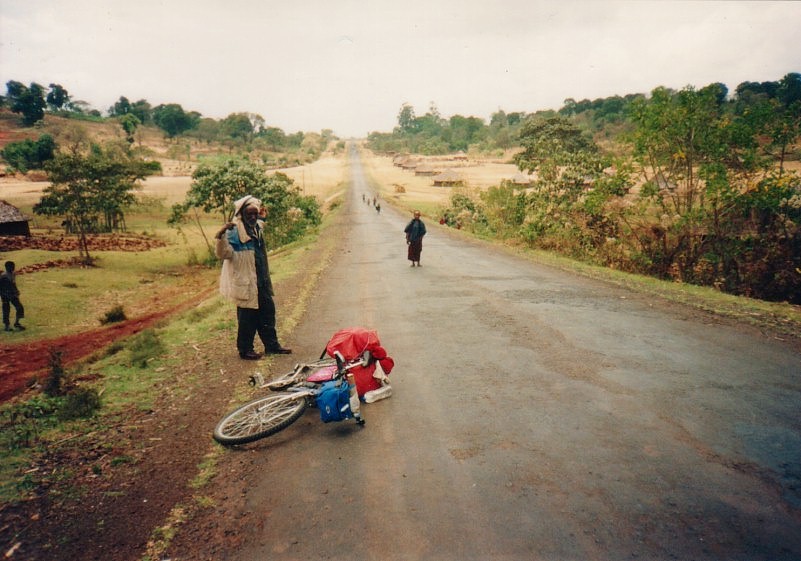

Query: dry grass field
[0,112,350,211]
[0,149,349,211]
[359,146,526,210]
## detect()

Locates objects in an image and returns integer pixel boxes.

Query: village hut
[432,170,464,187]
[393,154,411,167]
[414,164,440,177]
[400,158,421,171]
[0,200,31,236]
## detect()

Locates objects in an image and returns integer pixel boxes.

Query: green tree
[153,103,199,138]
[220,112,254,142]
[6,81,47,126]
[447,115,486,151]
[130,99,153,124]
[35,143,161,263]
[46,84,70,111]
[397,103,416,133]
[109,96,132,116]
[169,156,321,254]
[1,134,57,173]
[627,85,732,278]
[514,115,606,247]
[258,126,287,151]
[625,82,800,299]
[118,113,141,144]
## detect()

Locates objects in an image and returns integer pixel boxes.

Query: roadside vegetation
[1,80,335,170]
[369,73,801,305]
[0,82,334,510]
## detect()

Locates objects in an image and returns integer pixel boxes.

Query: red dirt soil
[0,286,216,403]
[0,233,192,402]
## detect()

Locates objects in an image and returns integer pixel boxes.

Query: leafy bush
[0,396,59,450]
[1,134,56,172]
[100,305,127,325]
[57,388,101,420]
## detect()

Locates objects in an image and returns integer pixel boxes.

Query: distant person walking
[215,195,291,360]
[0,261,25,331]
[404,210,427,267]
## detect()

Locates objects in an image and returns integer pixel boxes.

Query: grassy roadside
[1,208,222,343]
[0,194,349,560]
[0,196,345,484]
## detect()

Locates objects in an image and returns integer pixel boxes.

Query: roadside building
[0,200,31,236]
[432,170,464,187]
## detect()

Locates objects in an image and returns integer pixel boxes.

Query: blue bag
[316,380,352,423]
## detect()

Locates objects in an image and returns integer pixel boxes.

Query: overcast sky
[1,0,799,138]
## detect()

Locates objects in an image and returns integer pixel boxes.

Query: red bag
[325,327,394,396]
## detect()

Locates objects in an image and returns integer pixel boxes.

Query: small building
[432,170,464,187]
[0,200,31,236]
[400,158,421,171]
[414,164,440,176]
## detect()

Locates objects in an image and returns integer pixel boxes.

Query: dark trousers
[2,296,24,326]
[236,288,279,354]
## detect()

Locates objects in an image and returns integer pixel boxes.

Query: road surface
[228,147,801,561]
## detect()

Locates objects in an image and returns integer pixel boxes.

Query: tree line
[29,145,320,265]
[0,81,324,265]
[0,80,330,155]
[430,73,800,303]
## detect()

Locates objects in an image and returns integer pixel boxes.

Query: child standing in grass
[0,261,25,331]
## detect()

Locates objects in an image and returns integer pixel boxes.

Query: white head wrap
[232,195,262,243]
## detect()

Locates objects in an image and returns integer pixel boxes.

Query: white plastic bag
[364,384,392,403]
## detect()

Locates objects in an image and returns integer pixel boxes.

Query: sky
[1,0,800,139]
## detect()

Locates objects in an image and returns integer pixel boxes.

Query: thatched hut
[400,158,421,171]
[0,201,30,236]
[414,164,440,176]
[393,154,411,167]
[432,170,464,187]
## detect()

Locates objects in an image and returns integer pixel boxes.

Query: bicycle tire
[213,393,308,445]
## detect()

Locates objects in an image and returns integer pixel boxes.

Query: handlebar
[333,350,372,376]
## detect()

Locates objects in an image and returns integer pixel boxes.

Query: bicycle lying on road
[213,350,368,446]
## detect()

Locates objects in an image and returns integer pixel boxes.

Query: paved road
[230,147,801,561]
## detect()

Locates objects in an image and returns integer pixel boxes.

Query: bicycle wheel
[213,393,308,445]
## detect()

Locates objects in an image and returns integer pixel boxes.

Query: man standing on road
[404,210,427,267]
[0,261,24,331]
[215,195,291,360]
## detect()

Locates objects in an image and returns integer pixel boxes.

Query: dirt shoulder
[0,219,343,561]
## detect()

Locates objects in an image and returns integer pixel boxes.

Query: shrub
[0,134,56,173]
[100,305,127,325]
[57,388,101,420]
[0,396,59,450]
[43,348,67,397]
